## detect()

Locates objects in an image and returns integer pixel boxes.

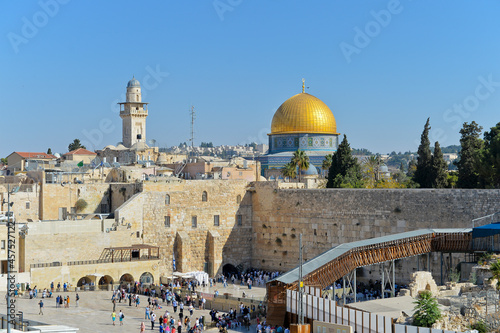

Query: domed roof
[156,153,168,165]
[130,142,149,151]
[271,93,338,135]
[300,163,318,176]
[127,76,140,88]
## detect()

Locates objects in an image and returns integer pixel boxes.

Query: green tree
[480,122,500,188]
[291,149,310,182]
[0,158,7,165]
[362,155,382,187]
[327,135,363,188]
[407,159,417,178]
[68,139,86,152]
[47,148,52,155]
[413,118,433,188]
[446,171,458,188]
[322,154,333,176]
[431,142,448,188]
[413,290,441,327]
[455,121,483,188]
[281,162,297,180]
[75,199,88,212]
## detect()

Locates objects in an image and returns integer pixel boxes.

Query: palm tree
[363,155,383,187]
[281,162,297,181]
[322,154,333,178]
[292,149,310,182]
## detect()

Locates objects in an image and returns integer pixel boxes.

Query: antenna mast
[190,105,196,149]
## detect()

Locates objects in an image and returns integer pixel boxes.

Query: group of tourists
[111,283,208,332]
[210,269,282,290]
[327,278,408,303]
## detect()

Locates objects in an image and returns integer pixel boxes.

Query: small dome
[131,142,149,151]
[104,145,116,150]
[300,164,318,176]
[156,154,168,165]
[115,144,127,150]
[127,76,140,88]
[271,93,338,135]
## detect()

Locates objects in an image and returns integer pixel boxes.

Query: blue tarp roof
[472,222,500,238]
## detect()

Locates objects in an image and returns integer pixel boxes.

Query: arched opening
[236,195,241,204]
[165,194,170,205]
[223,263,239,277]
[425,283,431,291]
[99,275,114,286]
[119,273,134,286]
[77,276,92,287]
[140,272,154,285]
[202,191,208,202]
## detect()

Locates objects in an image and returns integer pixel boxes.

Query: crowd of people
[210,269,282,290]
[327,278,408,304]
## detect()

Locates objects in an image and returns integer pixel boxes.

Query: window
[136,231,140,238]
[26,202,30,209]
[236,195,241,204]
[237,215,243,226]
[165,194,170,205]
[214,215,220,226]
[202,191,208,202]
[1,240,5,249]
[164,216,171,228]
[192,216,197,228]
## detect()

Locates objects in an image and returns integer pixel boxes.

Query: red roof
[13,152,57,159]
[64,148,97,156]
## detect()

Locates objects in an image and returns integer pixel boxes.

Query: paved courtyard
[0,285,267,333]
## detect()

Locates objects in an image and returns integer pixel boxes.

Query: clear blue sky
[2,1,500,158]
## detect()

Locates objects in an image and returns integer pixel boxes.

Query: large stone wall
[22,219,134,267]
[137,180,252,277]
[250,182,500,276]
[40,183,111,220]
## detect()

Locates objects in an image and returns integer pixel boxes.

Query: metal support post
[392,260,395,297]
[381,263,384,299]
[342,275,346,305]
[427,253,430,272]
[353,269,357,303]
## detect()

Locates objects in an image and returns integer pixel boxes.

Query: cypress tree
[326,135,363,188]
[413,118,433,188]
[431,142,448,188]
[455,121,483,188]
[480,122,500,188]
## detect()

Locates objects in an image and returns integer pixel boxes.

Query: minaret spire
[302,78,305,93]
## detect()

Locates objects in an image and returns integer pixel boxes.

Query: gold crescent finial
[302,78,305,93]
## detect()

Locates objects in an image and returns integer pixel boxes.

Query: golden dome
[270,93,338,135]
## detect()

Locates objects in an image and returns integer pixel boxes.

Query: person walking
[76,293,80,307]
[119,310,124,326]
[111,311,116,326]
[38,300,44,315]
[151,311,156,330]
[145,305,150,319]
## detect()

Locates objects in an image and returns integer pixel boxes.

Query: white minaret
[119,76,149,148]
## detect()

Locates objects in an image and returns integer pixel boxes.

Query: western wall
[13,179,500,288]
[250,182,500,283]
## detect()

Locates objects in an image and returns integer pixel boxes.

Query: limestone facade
[4,177,500,289]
